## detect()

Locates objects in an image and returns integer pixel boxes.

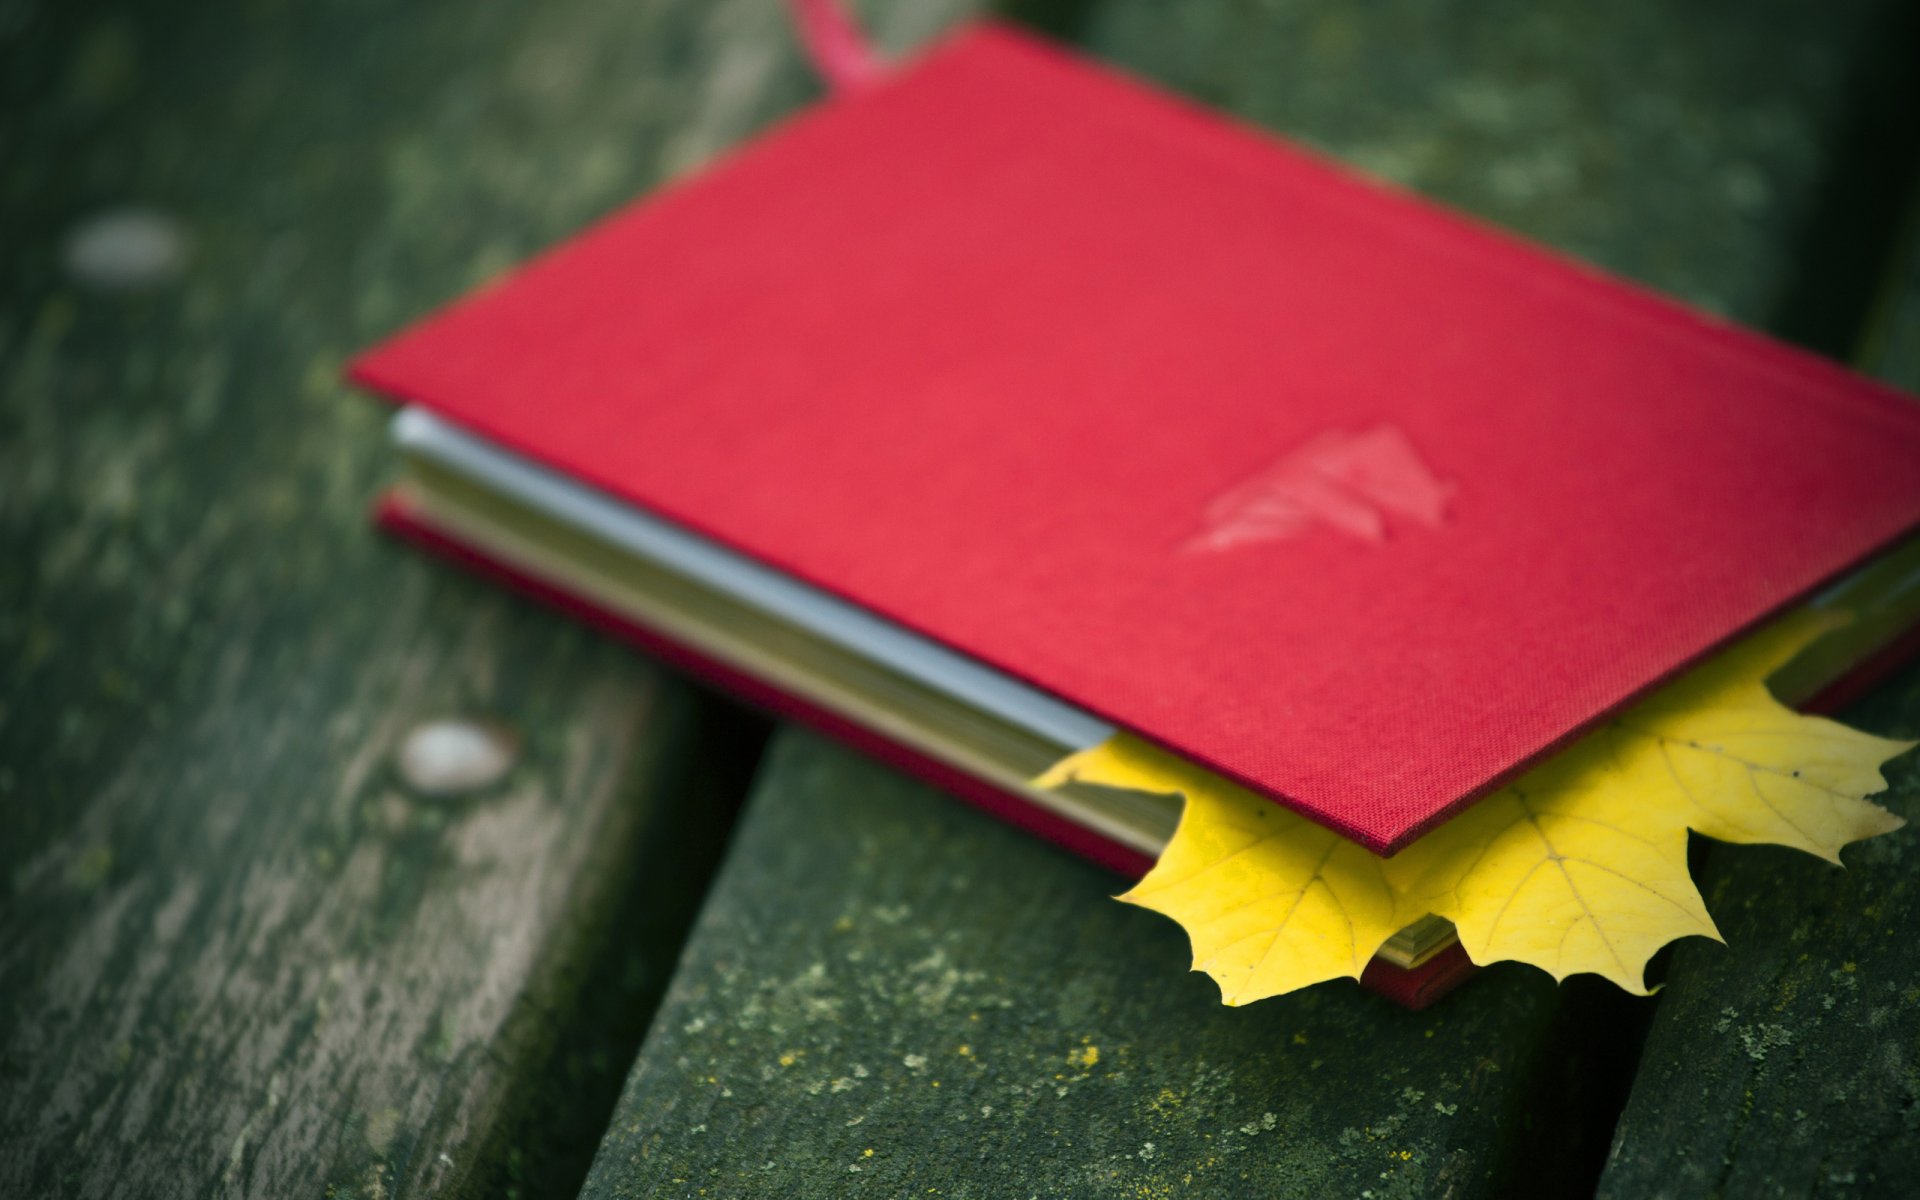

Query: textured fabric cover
[351,23,1920,852]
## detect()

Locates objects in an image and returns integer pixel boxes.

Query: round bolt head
[63,208,190,291]
[397,717,519,799]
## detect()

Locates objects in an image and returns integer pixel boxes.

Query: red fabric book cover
[350,22,1920,854]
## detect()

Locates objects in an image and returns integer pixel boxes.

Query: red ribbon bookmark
[786,0,885,92]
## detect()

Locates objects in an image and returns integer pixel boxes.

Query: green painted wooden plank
[0,0,883,1195]
[1595,220,1920,1199]
[578,1,1907,1195]
[583,732,1573,1199]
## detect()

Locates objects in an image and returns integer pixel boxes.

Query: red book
[350,22,1920,1005]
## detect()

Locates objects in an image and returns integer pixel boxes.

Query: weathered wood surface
[1090,0,1901,333]
[1595,220,1920,1198]
[578,1,1913,1195]
[0,0,931,1194]
[581,732,1575,1199]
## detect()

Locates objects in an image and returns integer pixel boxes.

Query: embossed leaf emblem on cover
[1185,425,1454,552]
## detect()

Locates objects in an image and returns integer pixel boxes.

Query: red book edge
[373,493,1918,1011]
[375,493,1475,1008]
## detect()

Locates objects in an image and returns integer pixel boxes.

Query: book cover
[350,21,1920,856]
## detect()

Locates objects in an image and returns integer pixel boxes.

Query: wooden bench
[5,1,1917,1196]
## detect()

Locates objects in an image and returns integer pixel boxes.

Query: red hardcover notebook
[351,23,1920,1003]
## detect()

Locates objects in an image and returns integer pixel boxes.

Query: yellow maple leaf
[1382,746,1720,995]
[1592,612,1911,862]
[1037,736,1400,1003]
[1390,610,1910,993]
[1037,610,1911,1001]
